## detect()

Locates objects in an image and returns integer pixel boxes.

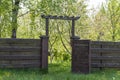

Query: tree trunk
[11,0,20,38]
[0,0,1,37]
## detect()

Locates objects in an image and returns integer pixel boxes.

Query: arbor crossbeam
[41,15,80,20]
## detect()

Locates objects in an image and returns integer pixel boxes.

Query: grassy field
[0,63,120,80]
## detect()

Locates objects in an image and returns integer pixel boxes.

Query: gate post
[40,36,49,70]
[71,36,80,73]
[71,36,91,74]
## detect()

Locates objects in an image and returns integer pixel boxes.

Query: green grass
[0,63,120,80]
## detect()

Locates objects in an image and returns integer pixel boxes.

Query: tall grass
[0,62,120,80]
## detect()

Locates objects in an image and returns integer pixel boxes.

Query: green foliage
[103,0,120,41]
[0,0,12,37]
[90,0,120,41]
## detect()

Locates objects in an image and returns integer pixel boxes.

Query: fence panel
[72,40,120,73]
[0,36,48,69]
[91,41,120,68]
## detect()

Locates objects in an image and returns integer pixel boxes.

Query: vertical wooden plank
[71,20,75,37]
[46,18,49,36]
[100,43,103,70]
[40,36,48,70]
[89,40,91,73]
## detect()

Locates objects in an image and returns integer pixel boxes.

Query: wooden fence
[71,38,120,74]
[0,36,48,70]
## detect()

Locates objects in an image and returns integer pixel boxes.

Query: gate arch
[41,14,80,72]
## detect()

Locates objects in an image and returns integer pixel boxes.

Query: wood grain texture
[0,38,42,68]
[72,39,91,74]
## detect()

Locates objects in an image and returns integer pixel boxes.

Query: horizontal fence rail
[0,55,40,60]
[0,63,40,68]
[91,56,120,60]
[91,48,120,53]
[0,47,40,52]
[92,63,120,68]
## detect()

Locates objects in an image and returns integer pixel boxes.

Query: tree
[90,0,120,41]
[0,0,12,37]
[103,0,120,41]
[91,6,110,41]
[11,0,20,38]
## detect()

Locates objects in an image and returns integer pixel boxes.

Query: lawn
[0,63,120,80]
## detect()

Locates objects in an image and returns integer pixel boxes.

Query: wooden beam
[91,48,120,52]
[0,47,40,52]
[41,15,80,20]
[0,63,40,68]
[92,63,120,68]
[0,55,40,60]
[92,56,120,60]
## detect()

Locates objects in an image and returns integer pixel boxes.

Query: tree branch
[18,11,30,17]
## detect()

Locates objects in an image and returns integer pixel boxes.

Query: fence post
[71,36,91,74]
[40,36,49,70]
